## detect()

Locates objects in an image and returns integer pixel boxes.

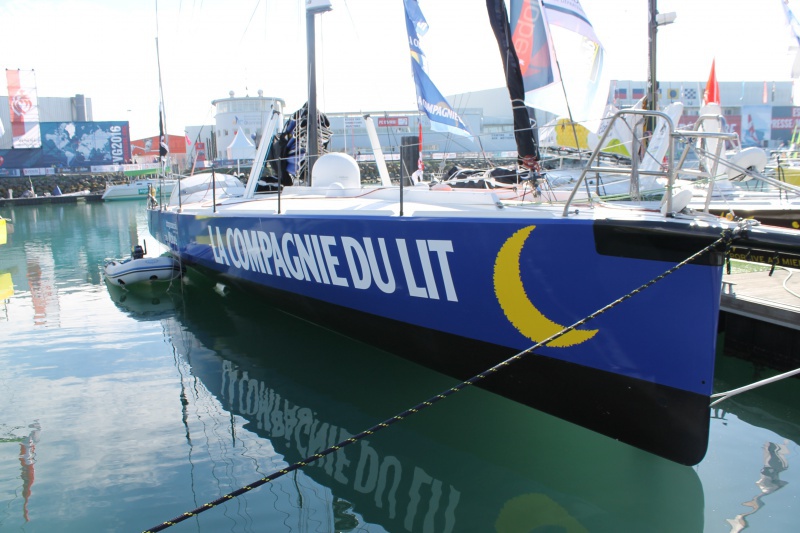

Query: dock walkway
[722,268,800,331]
[0,194,104,207]
[721,267,800,369]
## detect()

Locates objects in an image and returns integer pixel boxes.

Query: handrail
[560,109,753,217]
[562,109,675,216]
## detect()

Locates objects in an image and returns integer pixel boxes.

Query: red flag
[417,121,424,171]
[185,133,191,146]
[703,59,720,105]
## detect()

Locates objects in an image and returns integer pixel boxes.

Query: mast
[305,0,332,185]
[647,2,676,126]
[647,0,657,115]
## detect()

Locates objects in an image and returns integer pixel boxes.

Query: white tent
[226,127,255,160]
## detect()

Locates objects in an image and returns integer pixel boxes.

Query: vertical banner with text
[6,69,42,149]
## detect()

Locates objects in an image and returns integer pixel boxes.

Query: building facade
[0,94,93,150]
[4,79,799,177]
[210,90,285,163]
[199,80,800,171]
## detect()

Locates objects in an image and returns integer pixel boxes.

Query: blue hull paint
[149,206,725,464]
[150,209,722,394]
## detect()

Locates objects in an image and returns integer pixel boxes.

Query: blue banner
[40,121,131,167]
[0,121,131,170]
[411,61,471,137]
[403,0,471,137]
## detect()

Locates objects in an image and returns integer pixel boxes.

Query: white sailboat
[101,177,177,202]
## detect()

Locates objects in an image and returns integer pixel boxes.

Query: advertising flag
[510,0,555,92]
[403,0,471,137]
[6,69,41,149]
[510,0,608,128]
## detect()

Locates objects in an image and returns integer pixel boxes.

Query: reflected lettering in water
[158,275,705,532]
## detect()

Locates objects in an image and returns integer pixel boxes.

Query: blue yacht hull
[149,207,725,465]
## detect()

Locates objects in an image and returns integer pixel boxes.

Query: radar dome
[312,153,361,189]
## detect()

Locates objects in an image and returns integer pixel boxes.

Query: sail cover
[509,0,608,130]
[404,0,471,137]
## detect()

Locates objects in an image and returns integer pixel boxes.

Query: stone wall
[0,174,129,199]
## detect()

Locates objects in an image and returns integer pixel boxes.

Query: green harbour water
[1,200,798,532]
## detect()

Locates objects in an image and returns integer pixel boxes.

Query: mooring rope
[142,227,740,533]
[710,367,800,407]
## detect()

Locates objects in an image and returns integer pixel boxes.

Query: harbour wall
[0,174,128,198]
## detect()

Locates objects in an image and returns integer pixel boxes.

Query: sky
[1,0,798,140]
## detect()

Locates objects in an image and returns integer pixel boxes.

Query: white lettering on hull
[207,225,458,302]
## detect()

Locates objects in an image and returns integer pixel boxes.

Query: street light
[656,12,677,26]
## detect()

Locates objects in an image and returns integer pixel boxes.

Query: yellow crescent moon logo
[494,225,598,347]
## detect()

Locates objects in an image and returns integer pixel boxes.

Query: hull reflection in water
[155,271,705,532]
[104,279,182,320]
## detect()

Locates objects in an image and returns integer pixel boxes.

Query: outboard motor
[131,244,145,260]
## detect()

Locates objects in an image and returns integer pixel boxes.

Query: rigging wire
[239,0,264,47]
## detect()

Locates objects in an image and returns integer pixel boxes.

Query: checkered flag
[682,88,697,100]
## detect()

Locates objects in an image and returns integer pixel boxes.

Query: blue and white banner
[403,0,471,137]
[40,121,131,167]
[410,61,471,137]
